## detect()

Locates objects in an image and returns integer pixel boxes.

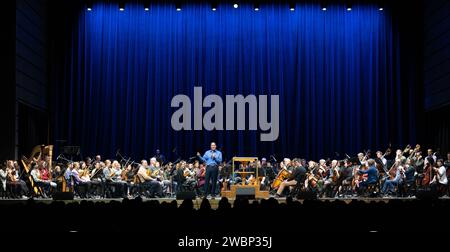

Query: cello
[271,163,291,190]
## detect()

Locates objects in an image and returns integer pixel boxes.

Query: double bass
[376,147,391,175]
[421,161,433,186]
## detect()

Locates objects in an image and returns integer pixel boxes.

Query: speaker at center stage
[235,187,255,200]
[176,191,196,200]
[53,192,74,200]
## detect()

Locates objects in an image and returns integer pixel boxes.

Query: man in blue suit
[197,142,222,198]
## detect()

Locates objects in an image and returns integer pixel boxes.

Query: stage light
[289,1,295,11]
[211,1,218,11]
[144,0,150,11]
[176,2,181,11]
[321,0,327,11]
[346,1,352,11]
[254,2,260,11]
[119,1,125,11]
[86,0,92,11]
[233,3,238,9]
[378,0,384,11]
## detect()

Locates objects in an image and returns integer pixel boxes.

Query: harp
[21,144,54,195]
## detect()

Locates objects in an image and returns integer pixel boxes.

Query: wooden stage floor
[1,196,448,209]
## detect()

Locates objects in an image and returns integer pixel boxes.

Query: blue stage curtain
[54,1,417,161]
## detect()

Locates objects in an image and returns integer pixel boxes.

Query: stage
[1,196,447,210]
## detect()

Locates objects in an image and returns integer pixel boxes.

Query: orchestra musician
[110,161,128,198]
[6,160,29,198]
[247,160,267,190]
[337,159,354,197]
[197,142,222,198]
[357,159,379,192]
[64,162,73,191]
[71,162,91,198]
[136,160,163,198]
[375,151,388,175]
[154,162,171,195]
[316,159,327,192]
[196,162,206,194]
[30,163,56,197]
[424,149,436,168]
[89,161,104,198]
[322,159,338,197]
[1,164,8,196]
[430,159,448,196]
[275,158,306,197]
[381,159,406,196]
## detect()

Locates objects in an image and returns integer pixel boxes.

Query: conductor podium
[221,157,270,199]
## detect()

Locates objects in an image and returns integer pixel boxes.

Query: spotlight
[254,2,260,11]
[378,0,384,11]
[321,0,327,11]
[211,1,218,11]
[289,1,295,11]
[176,2,181,11]
[86,0,92,11]
[144,1,150,11]
[233,3,238,9]
[119,1,125,11]
[346,1,352,11]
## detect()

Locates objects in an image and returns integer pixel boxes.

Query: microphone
[270,155,277,162]
[115,149,120,157]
